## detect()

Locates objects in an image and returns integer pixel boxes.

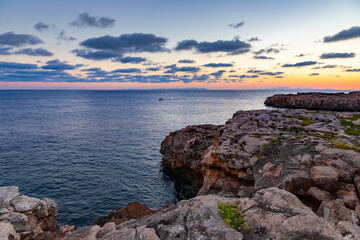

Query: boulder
[0,186,19,208]
[310,166,340,191]
[316,199,358,227]
[0,221,20,240]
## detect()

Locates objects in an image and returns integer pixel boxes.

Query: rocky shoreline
[2,108,360,239]
[265,91,360,111]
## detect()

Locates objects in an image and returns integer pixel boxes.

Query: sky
[0,0,359,90]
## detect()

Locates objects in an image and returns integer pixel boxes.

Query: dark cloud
[254,47,280,55]
[203,63,233,68]
[229,21,244,29]
[34,22,50,32]
[282,61,317,67]
[0,47,12,55]
[175,38,251,54]
[210,70,226,78]
[57,30,76,41]
[247,37,260,42]
[259,71,284,76]
[346,68,360,72]
[70,12,115,28]
[320,52,355,59]
[15,48,53,56]
[296,54,306,57]
[112,68,142,73]
[113,56,147,63]
[310,73,319,76]
[0,61,38,69]
[164,65,200,73]
[78,33,168,58]
[323,26,360,42]
[322,65,338,69]
[231,74,259,79]
[253,55,274,60]
[146,67,161,71]
[72,49,122,60]
[247,69,263,73]
[178,59,195,64]
[41,59,79,70]
[0,32,43,47]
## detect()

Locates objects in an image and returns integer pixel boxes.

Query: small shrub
[339,119,360,136]
[312,132,338,142]
[217,202,250,233]
[251,134,261,138]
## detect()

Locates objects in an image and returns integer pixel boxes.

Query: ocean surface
[0,89,327,226]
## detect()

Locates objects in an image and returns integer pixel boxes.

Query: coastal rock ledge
[4,109,360,239]
[264,91,360,111]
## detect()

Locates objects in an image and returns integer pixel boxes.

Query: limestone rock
[0,221,20,240]
[316,199,358,227]
[11,195,42,212]
[0,186,19,208]
[63,225,101,240]
[264,91,360,111]
[310,166,340,191]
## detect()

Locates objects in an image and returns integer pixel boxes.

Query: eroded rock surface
[264,91,360,111]
[0,186,57,240]
[63,188,344,240]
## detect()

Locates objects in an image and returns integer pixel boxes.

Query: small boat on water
[159,98,164,101]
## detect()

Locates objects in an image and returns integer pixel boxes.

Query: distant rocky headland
[2,93,360,239]
[265,91,360,111]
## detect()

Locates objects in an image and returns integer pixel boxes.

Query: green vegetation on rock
[339,119,360,136]
[217,202,250,233]
[312,132,338,142]
[332,143,360,152]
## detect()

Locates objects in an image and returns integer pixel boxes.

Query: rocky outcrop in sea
[265,91,360,111]
[3,108,360,239]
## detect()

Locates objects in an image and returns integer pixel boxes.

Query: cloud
[247,69,263,73]
[72,49,122,60]
[0,61,38,69]
[203,63,233,67]
[34,22,50,32]
[178,59,195,64]
[0,32,43,47]
[112,68,142,73]
[41,59,80,70]
[175,38,251,54]
[253,55,274,60]
[113,56,147,63]
[310,73,319,76]
[346,68,360,72]
[320,52,355,59]
[78,33,168,58]
[15,48,53,56]
[282,61,317,67]
[230,74,259,79]
[259,71,284,76]
[229,21,244,29]
[164,65,200,73]
[57,30,76,41]
[247,37,260,42]
[323,26,360,42]
[254,47,280,55]
[296,54,306,57]
[70,12,115,28]
[0,47,12,55]
[210,70,226,78]
[146,67,161,71]
[322,65,338,68]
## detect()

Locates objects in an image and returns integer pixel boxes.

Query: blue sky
[0,0,359,89]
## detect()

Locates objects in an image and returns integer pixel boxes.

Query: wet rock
[264,91,360,111]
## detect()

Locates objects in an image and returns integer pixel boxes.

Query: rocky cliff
[3,108,360,239]
[264,91,360,111]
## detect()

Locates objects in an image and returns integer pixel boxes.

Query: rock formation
[0,186,57,240]
[3,108,360,239]
[264,91,360,111]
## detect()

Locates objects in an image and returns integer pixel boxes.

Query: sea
[0,89,338,226]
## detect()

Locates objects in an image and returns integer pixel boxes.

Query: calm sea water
[0,89,316,226]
